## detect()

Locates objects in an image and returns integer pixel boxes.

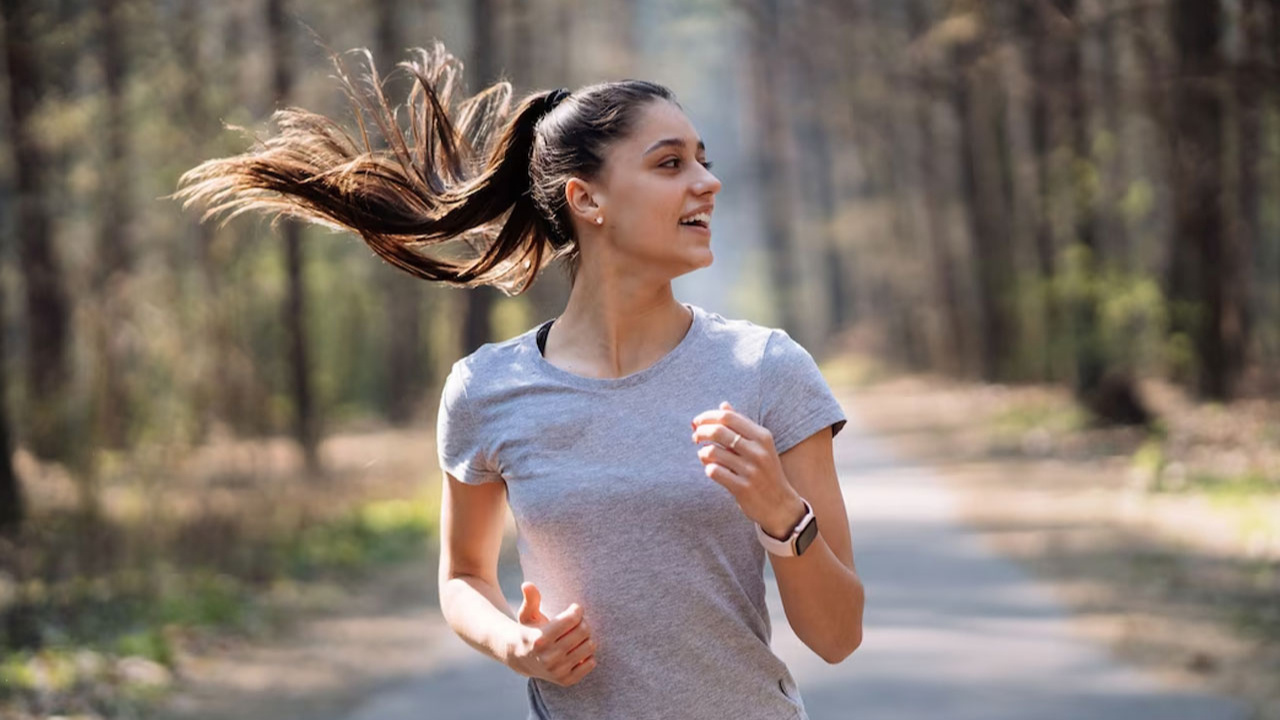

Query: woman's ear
[564,177,602,223]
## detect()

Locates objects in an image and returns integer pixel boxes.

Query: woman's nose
[697,169,722,194]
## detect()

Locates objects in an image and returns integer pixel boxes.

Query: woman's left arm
[692,401,864,664]
[767,426,864,663]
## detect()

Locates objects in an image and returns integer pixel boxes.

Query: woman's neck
[546,282,691,380]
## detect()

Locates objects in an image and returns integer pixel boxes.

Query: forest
[1,0,1278,718]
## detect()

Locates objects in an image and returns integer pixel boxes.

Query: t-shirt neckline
[526,302,703,390]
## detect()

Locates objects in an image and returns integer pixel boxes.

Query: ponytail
[173,40,677,294]
[172,41,565,296]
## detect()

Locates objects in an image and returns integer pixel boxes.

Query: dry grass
[0,421,444,719]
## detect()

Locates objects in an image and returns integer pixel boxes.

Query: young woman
[174,41,864,720]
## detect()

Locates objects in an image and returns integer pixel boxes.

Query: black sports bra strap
[536,319,554,357]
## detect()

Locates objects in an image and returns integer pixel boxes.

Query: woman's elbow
[822,580,865,664]
[822,627,863,664]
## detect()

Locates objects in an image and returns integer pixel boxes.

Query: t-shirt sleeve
[436,359,504,485]
[758,329,848,455]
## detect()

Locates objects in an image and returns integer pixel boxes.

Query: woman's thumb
[517,581,543,625]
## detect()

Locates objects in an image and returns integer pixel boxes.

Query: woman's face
[574,100,722,277]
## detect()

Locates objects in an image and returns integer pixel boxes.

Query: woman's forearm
[769,530,865,664]
[439,573,524,667]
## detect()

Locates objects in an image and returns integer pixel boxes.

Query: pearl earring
[595,217,603,225]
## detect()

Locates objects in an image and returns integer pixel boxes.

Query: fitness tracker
[755,497,818,557]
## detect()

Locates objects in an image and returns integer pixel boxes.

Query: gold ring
[730,432,741,449]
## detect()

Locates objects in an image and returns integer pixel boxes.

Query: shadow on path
[340,402,1251,720]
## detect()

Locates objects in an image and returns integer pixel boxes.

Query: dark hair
[171,40,677,294]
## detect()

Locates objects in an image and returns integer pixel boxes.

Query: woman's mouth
[679,211,711,234]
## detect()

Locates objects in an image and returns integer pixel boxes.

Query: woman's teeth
[679,212,711,227]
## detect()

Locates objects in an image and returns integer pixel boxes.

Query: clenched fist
[507,581,597,687]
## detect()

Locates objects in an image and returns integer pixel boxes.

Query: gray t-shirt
[436,301,847,720]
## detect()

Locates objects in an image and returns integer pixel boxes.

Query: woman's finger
[550,622,591,660]
[562,654,597,686]
[562,634,596,668]
[692,405,769,449]
[702,460,746,492]
[697,442,752,477]
[695,422,765,462]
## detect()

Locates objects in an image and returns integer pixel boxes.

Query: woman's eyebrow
[643,137,707,156]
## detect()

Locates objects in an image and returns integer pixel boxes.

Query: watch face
[795,517,819,555]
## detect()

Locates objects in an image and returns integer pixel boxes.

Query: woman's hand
[691,401,807,539]
[507,581,597,687]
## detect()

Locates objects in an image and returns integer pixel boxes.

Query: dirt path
[151,373,1275,720]
[839,373,1280,720]
[151,561,445,720]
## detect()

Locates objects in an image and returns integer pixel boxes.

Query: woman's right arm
[437,471,523,665]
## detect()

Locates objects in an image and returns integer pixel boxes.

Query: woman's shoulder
[444,326,539,399]
[693,303,781,364]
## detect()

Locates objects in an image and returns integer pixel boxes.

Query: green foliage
[1163,330,1198,383]
[154,570,252,632]
[1047,243,1173,379]
[1119,179,1156,224]
[278,494,438,577]
[113,626,173,666]
[987,396,1088,437]
[1181,470,1279,502]
[1130,431,1168,491]
[0,645,173,715]
[2,493,439,676]
[307,230,390,422]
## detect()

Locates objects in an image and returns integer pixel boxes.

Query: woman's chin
[689,244,713,269]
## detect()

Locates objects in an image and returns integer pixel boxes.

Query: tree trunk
[177,0,231,443]
[792,0,845,349]
[745,0,798,335]
[1235,0,1264,394]
[94,0,134,449]
[1168,0,1233,400]
[1096,7,1130,269]
[461,0,501,357]
[1058,0,1106,399]
[267,0,321,474]
[2,0,72,463]
[909,0,969,377]
[375,0,427,423]
[952,40,1016,382]
[0,209,21,534]
[1266,0,1280,392]
[1054,0,1150,425]
[506,0,572,323]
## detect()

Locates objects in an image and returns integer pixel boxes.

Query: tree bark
[1168,0,1234,400]
[1096,6,1130,269]
[909,0,969,377]
[951,29,1016,382]
[177,0,232,442]
[93,0,134,449]
[2,0,72,462]
[1234,0,1264,393]
[375,0,427,424]
[792,0,846,349]
[1057,0,1108,399]
[267,0,321,474]
[0,202,20,533]
[745,0,799,335]
[460,0,502,357]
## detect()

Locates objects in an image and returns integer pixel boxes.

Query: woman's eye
[662,157,714,170]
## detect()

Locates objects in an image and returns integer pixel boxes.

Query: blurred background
[0,0,1278,718]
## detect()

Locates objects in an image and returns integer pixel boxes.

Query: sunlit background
[1,0,1278,718]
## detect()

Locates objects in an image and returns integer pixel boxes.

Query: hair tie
[544,87,571,115]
